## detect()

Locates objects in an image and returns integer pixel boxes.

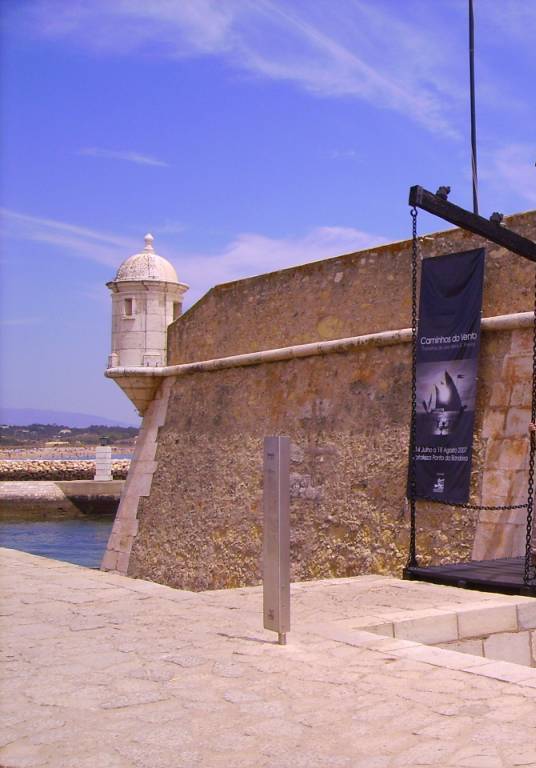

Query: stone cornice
[105,311,533,414]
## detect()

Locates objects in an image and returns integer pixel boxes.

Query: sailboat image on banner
[422,369,467,436]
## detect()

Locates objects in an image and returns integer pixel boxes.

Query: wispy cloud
[239,1,462,138]
[20,0,467,138]
[0,316,43,327]
[482,144,536,207]
[328,149,361,161]
[482,1,536,44]
[1,208,137,267]
[156,220,187,236]
[1,207,384,305]
[80,284,110,305]
[79,147,169,167]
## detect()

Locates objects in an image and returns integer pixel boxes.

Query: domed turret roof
[114,234,178,283]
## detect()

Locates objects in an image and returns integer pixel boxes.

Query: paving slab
[1,547,536,767]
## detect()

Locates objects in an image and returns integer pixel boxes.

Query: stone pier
[0,480,124,519]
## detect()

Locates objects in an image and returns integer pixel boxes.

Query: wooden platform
[404,557,536,596]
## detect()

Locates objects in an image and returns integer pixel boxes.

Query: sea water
[0,517,114,568]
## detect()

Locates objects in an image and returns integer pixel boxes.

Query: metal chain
[416,496,527,512]
[407,206,419,568]
[406,207,534,578]
[523,265,536,584]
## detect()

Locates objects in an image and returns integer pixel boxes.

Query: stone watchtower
[102,234,189,573]
[107,233,189,369]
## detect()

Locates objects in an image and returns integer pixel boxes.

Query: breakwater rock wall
[0,461,130,481]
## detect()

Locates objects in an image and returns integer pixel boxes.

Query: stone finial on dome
[111,232,187,284]
[144,233,154,252]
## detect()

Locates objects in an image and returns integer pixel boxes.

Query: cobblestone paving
[1,548,536,768]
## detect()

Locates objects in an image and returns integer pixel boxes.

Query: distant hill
[0,408,139,428]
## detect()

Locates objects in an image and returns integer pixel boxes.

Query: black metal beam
[409,185,536,263]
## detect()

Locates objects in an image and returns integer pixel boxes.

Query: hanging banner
[413,248,485,503]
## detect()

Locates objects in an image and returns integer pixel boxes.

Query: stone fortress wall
[104,211,535,590]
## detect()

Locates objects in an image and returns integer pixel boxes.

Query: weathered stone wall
[102,380,172,574]
[472,328,532,559]
[125,212,535,590]
[128,324,530,590]
[169,212,534,364]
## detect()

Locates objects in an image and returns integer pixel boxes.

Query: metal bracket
[409,186,536,263]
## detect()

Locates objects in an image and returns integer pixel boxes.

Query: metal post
[469,0,479,215]
[263,436,290,645]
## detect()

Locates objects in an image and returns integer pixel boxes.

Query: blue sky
[1,0,535,424]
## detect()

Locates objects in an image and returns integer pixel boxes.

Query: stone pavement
[1,547,536,768]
